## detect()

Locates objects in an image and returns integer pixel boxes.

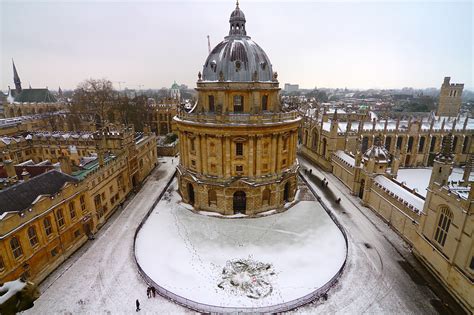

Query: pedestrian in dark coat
[152,286,156,297]
[136,299,140,312]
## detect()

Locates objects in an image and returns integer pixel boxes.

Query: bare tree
[72,79,114,128]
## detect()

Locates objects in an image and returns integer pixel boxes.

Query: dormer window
[235,61,241,71]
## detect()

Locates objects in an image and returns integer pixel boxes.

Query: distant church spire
[12,59,22,92]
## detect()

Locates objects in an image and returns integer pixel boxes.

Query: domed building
[174,2,301,215]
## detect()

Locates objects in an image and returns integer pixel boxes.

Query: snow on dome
[201,3,273,82]
[363,136,390,162]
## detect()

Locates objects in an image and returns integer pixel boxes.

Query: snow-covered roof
[333,150,356,167]
[397,167,473,198]
[373,175,424,214]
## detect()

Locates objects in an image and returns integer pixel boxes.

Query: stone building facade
[325,134,473,312]
[300,102,473,172]
[436,76,464,117]
[175,3,301,215]
[0,125,157,285]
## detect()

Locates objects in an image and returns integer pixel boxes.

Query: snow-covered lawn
[135,180,346,309]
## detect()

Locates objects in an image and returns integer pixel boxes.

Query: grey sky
[1,0,472,91]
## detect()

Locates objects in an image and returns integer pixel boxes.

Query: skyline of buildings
[1,1,472,91]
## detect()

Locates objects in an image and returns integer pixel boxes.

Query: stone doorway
[233,191,246,214]
[188,183,195,206]
[283,182,290,202]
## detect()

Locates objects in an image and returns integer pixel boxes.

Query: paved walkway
[296,155,462,314]
[25,155,463,314]
[26,157,189,314]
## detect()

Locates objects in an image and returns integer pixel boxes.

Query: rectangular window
[80,195,86,212]
[69,202,76,220]
[56,209,65,228]
[0,255,4,271]
[28,227,39,247]
[44,217,53,236]
[208,95,215,112]
[262,95,268,111]
[236,142,243,156]
[233,95,243,112]
[236,165,243,172]
[10,237,23,259]
[190,138,195,152]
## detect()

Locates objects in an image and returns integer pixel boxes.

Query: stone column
[271,134,277,173]
[196,134,202,173]
[201,134,208,175]
[248,136,255,176]
[217,135,223,176]
[225,136,231,177]
[275,134,281,173]
[256,135,262,176]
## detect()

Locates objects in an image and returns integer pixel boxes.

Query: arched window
[28,226,39,247]
[44,217,53,236]
[312,130,318,149]
[304,130,309,146]
[462,136,470,153]
[262,188,271,205]
[10,236,23,259]
[208,95,215,112]
[407,136,414,152]
[322,138,327,157]
[430,136,437,152]
[418,136,425,153]
[453,136,459,152]
[396,136,403,150]
[434,206,453,247]
[208,189,217,206]
[385,136,392,151]
[262,95,268,111]
[233,95,243,112]
[362,137,369,152]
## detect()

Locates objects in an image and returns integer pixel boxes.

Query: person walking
[136,299,140,312]
[152,286,156,297]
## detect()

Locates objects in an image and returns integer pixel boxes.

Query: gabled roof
[11,88,57,103]
[0,170,78,215]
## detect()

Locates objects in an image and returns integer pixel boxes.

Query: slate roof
[11,88,57,103]
[0,170,78,215]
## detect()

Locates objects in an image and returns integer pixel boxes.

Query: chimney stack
[59,155,72,175]
[21,168,30,181]
[4,159,16,179]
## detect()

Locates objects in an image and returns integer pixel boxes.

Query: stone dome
[201,2,274,82]
[363,137,390,162]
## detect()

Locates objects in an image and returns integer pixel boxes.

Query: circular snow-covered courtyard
[135,179,346,311]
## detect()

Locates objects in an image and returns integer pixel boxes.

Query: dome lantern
[229,0,246,36]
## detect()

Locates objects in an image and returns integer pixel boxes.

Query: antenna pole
[207,35,211,54]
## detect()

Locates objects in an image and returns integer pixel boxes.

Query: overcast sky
[1,0,472,91]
